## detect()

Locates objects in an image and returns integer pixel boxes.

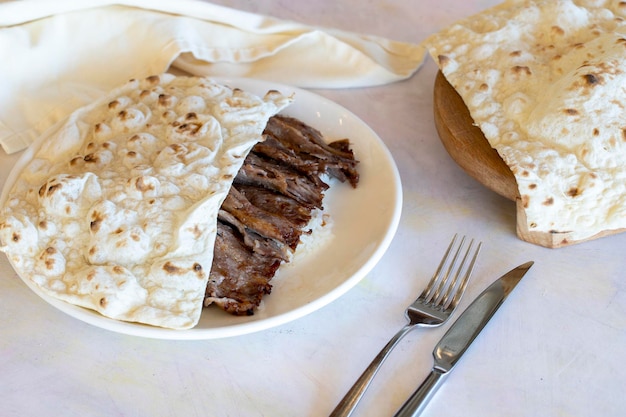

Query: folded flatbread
[426,0,626,246]
[0,74,291,329]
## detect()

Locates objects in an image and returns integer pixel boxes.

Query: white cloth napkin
[0,0,426,154]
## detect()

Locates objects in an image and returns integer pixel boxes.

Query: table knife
[393,261,534,417]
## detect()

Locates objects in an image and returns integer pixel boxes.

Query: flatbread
[425,0,626,245]
[0,74,292,329]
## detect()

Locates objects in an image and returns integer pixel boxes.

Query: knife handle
[393,368,446,417]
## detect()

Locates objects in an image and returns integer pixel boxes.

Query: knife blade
[393,261,534,417]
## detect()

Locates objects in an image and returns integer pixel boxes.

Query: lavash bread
[425,0,626,246]
[0,74,292,329]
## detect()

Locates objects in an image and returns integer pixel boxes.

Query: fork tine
[419,234,459,301]
[446,241,481,310]
[438,238,478,308]
[430,235,467,304]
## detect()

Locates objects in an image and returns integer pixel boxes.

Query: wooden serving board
[433,71,518,202]
[433,71,623,248]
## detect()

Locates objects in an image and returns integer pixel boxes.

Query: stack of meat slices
[205,115,360,315]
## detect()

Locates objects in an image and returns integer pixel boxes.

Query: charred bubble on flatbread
[425,0,626,245]
[0,74,292,329]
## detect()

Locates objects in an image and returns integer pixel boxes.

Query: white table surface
[2,1,625,416]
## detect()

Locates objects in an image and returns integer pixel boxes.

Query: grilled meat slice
[237,184,312,229]
[263,115,359,187]
[206,222,280,316]
[205,115,359,316]
[220,186,302,250]
[234,152,327,209]
[217,209,291,261]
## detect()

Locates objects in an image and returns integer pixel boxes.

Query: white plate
[2,78,402,340]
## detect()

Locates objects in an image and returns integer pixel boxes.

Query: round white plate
[3,78,402,340]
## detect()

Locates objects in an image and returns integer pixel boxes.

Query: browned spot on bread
[509,50,522,57]
[139,89,151,99]
[134,176,155,192]
[42,248,58,270]
[176,122,202,135]
[69,156,83,166]
[593,128,600,136]
[568,187,581,197]
[86,270,96,281]
[529,184,537,189]
[163,262,183,274]
[12,232,20,242]
[522,195,530,209]
[158,94,173,106]
[565,108,579,115]
[551,26,565,36]
[479,83,489,91]
[438,55,450,67]
[108,100,120,110]
[99,297,107,308]
[583,73,602,85]
[39,182,62,197]
[113,266,125,274]
[146,75,160,84]
[45,258,55,269]
[186,112,198,120]
[118,110,130,120]
[84,153,99,164]
[162,261,204,278]
[90,211,104,232]
[543,197,554,206]
[512,65,532,76]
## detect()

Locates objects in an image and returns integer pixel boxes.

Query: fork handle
[329,324,414,417]
[393,368,446,417]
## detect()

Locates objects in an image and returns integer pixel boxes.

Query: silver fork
[329,235,482,417]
